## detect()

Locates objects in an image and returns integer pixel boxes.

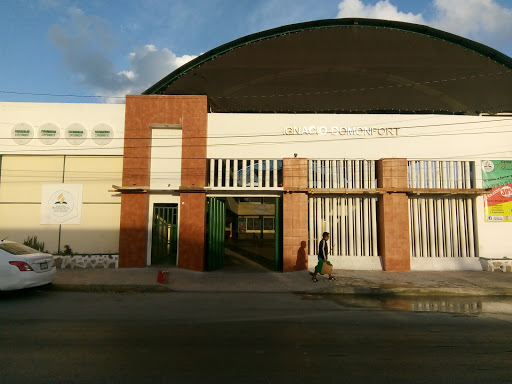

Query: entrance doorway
[207,197,282,271]
[151,204,178,265]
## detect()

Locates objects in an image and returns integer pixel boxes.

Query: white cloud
[430,0,512,45]
[48,8,196,103]
[336,0,512,53]
[337,0,425,24]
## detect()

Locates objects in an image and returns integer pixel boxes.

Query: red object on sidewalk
[156,270,170,284]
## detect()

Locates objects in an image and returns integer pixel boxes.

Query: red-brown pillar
[118,95,207,268]
[282,158,309,272]
[376,158,411,271]
[178,98,208,271]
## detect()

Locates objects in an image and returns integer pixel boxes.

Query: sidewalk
[51,267,512,296]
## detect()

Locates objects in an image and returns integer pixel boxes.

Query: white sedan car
[0,240,56,291]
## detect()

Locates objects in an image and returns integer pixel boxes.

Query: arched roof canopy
[143,18,512,115]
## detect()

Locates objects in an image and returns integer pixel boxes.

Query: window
[246,217,261,231]
[263,217,274,230]
[0,242,39,255]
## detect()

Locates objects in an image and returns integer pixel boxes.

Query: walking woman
[310,232,335,282]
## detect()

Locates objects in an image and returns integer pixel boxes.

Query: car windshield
[0,243,40,255]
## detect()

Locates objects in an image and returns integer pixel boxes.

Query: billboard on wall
[40,184,83,225]
[482,160,512,222]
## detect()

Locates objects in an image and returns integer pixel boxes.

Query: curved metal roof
[143,18,512,115]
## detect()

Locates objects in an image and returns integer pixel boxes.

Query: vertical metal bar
[450,196,458,257]
[217,159,222,188]
[233,159,238,188]
[332,160,338,189]
[316,197,322,251]
[258,160,263,188]
[419,197,428,257]
[312,196,317,249]
[309,197,314,256]
[326,160,331,189]
[443,200,452,258]
[436,198,444,258]
[412,160,418,188]
[466,198,475,257]
[225,159,231,188]
[435,161,441,189]
[207,199,211,270]
[346,160,354,255]
[340,160,345,189]
[347,160,353,189]
[355,198,361,256]
[419,161,425,188]
[409,199,413,257]
[273,160,278,187]
[426,160,433,188]
[465,162,475,257]
[347,198,354,256]
[363,161,369,256]
[340,197,346,256]
[418,162,427,257]
[362,197,369,256]
[242,159,247,188]
[456,161,463,189]
[464,161,471,189]
[458,198,467,257]
[428,197,436,257]
[222,200,226,267]
[324,196,330,235]
[216,199,220,268]
[265,160,270,188]
[332,197,338,257]
[250,160,255,187]
[316,160,321,189]
[441,162,450,257]
[308,160,313,188]
[210,158,215,187]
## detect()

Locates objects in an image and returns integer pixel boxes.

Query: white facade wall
[1,102,511,265]
[208,113,512,261]
[0,102,125,254]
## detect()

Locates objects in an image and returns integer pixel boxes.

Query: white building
[1,18,511,272]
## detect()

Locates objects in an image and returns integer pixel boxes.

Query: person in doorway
[310,232,335,282]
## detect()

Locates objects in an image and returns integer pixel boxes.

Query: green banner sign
[481,160,512,189]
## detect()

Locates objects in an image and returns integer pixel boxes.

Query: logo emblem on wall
[92,123,114,145]
[38,122,60,145]
[65,123,88,145]
[48,191,75,217]
[41,184,83,225]
[12,122,115,146]
[482,160,495,173]
[11,123,34,145]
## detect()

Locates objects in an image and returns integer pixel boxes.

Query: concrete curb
[49,283,512,296]
[50,284,173,293]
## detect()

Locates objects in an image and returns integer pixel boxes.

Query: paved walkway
[52,267,512,296]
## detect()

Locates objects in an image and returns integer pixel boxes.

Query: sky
[1,0,511,104]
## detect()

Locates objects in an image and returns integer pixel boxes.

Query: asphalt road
[0,289,511,384]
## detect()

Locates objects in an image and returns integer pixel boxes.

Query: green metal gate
[207,197,226,270]
[151,204,178,265]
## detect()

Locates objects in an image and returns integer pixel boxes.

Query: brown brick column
[178,99,208,271]
[376,158,411,271]
[282,158,309,272]
[119,95,207,268]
